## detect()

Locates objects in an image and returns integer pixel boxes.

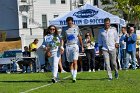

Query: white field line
[20,72,81,93]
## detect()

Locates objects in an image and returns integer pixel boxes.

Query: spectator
[42,25,64,83]
[23,46,31,57]
[136,35,140,67]
[58,58,67,73]
[78,42,84,72]
[57,28,67,73]
[29,38,39,52]
[98,18,119,80]
[119,26,127,69]
[21,46,32,73]
[83,32,95,72]
[123,27,137,70]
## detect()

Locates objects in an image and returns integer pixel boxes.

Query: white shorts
[66,44,79,62]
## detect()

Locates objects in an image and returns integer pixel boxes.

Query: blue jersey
[42,34,61,52]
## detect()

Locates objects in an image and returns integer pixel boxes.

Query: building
[18,0,72,29]
[18,0,101,36]
[0,0,19,39]
[18,0,70,36]
[0,0,101,38]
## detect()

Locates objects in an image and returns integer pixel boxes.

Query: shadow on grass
[77,78,108,81]
[57,77,109,84]
[62,77,108,81]
[0,80,52,83]
[0,78,109,84]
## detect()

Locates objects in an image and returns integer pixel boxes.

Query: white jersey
[62,25,80,45]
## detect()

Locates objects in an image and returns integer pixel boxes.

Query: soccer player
[61,17,84,82]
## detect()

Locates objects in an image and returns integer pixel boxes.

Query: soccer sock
[73,70,77,79]
[71,69,74,76]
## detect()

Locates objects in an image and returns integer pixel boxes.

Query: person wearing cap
[119,26,127,69]
[123,27,137,70]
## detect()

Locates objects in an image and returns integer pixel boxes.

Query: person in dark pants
[83,32,95,72]
[17,46,33,73]
[22,46,33,73]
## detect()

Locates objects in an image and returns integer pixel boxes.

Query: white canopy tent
[49,4,125,27]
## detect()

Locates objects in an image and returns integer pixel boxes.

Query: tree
[101,0,140,29]
[114,0,140,28]
[101,0,123,18]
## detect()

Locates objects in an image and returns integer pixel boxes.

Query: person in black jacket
[22,46,32,73]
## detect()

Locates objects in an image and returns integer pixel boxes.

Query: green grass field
[0,69,140,93]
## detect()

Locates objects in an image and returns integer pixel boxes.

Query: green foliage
[103,6,121,16]
[53,36,57,41]
[101,0,122,18]
[101,0,140,28]
[53,36,60,47]
[91,36,94,42]
[113,0,140,24]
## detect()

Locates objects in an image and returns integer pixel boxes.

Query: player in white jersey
[61,17,84,82]
[42,25,64,83]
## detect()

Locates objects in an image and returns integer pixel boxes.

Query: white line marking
[20,72,81,93]
[20,83,53,93]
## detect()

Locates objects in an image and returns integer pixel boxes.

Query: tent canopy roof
[49,4,125,27]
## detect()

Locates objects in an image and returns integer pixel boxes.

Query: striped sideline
[20,72,81,93]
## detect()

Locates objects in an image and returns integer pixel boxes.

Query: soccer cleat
[88,69,91,72]
[52,78,57,83]
[72,78,76,83]
[108,78,113,81]
[22,71,26,73]
[92,69,95,72]
[72,79,76,83]
[61,70,67,73]
[132,67,137,70]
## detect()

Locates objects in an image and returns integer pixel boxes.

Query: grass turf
[0,69,139,93]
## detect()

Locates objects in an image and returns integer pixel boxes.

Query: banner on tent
[73,9,98,18]
[59,9,104,25]
[60,18,104,25]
